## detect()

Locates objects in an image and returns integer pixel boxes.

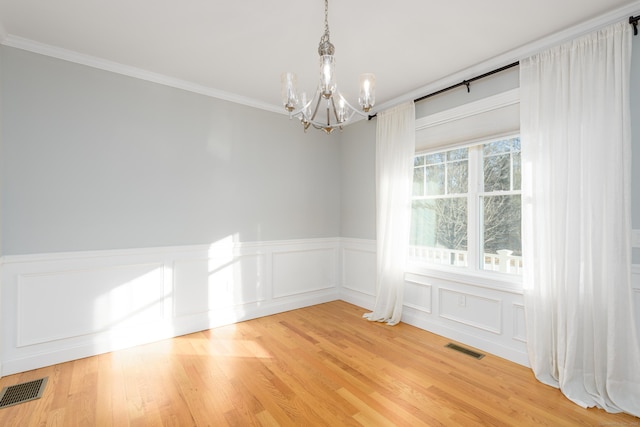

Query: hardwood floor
[0,301,638,426]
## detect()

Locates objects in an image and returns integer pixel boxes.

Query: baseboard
[339,290,376,312]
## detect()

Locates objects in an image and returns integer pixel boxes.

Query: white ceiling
[0,0,638,115]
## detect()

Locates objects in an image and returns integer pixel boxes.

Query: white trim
[512,303,527,343]
[0,35,283,115]
[373,0,640,115]
[1,237,342,265]
[403,277,433,314]
[406,264,524,295]
[415,88,519,131]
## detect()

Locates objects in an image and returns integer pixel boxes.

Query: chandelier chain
[318,0,334,55]
[323,0,330,41]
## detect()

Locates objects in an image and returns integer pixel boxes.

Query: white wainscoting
[339,238,377,311]
[0,238,340,376]
[341,239,530,366]
[403,270,529,367]
[2,238,638,376]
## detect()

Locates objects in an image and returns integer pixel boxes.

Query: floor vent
[0,377,48,409]
[445,343,485,360]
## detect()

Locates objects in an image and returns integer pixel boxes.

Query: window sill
[406,261,524,295]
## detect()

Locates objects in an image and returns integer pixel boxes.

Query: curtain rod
[367,61,519,120]
[368,16,640,121]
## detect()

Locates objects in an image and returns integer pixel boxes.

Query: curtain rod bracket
[463,80,471,93]
[631,15,639,36]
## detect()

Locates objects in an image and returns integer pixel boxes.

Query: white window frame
[407,89,522,292]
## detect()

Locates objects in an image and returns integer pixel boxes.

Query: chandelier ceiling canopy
[281,0,375,134]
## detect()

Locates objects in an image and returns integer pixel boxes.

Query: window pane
[513,152,521,191]
[483,139,511,156]
[481,195,521,274]
[410,198,468,267]
[484,153,510,192]
[447,147,468,161]
[425,164,445,195]
[447,160,468,194]
[425,153,445,165]
[414,156,425,167]
[411,199,437,247]
[512,137,521,151]
[413,166,424,196]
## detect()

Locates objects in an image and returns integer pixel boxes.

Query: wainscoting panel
[272,247,336,299]
[404,274,432,314]
[17,263,165,347]
[339,239,376,310]
[341,245,376,296]
[512,303,527,343]
[439,289,502,334]
[173,253,266,317]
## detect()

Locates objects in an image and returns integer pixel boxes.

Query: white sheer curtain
[364,101,415,325]
[521,21,640,415]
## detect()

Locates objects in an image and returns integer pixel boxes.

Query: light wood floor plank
[0,300,638,426]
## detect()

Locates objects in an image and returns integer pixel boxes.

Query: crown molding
[372,0,640,116]
[0,35,284,115]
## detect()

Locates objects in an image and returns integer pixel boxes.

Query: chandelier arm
[309,93,324,122]
[305,109,360,130]
[295,91,366,130]
[335,96,368,118]
[329,96,341,123]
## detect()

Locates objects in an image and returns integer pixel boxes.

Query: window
[410,136,522,275]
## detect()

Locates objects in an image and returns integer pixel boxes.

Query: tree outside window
[410,136,522,274]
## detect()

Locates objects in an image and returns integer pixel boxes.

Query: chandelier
[281,0,375,134]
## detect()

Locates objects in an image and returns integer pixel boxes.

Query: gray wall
[0,46,341,255]
[2,35,639,258]
[339,119,376,240]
